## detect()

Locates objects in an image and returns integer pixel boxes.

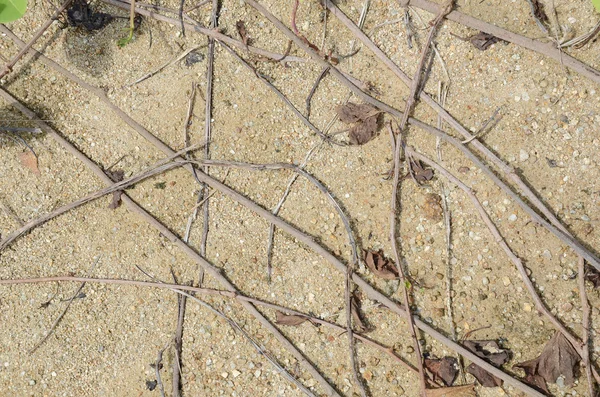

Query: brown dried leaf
[425,357,459,386]
[514,332,580,391]
[236,20,249,47]
[351,295,372,333]
[106,169,125,209]
[410,160,434,183]
[364,250,398,280]
[468,32,501,51]
[348,115,379,145]
[425,384,476,397]
[585,263,600,288]
[18,151,40,175]
[275,311,309,326]
[464,340,509,387]
[335,103,379,123]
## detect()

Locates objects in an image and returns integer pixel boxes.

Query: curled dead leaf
[364,250,398,280]
[584,263,600,288]
[408,159,434,183]
[335,102,382,145]
[275,311,309,326]
[424,357,459,386]
[464,340,509,387]
[106,169,125,209]
[236,20,249,47]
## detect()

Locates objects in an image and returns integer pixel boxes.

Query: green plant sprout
[0,0,28,23]
[117,0,136,47]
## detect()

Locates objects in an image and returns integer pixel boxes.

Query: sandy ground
[1,0,599,396]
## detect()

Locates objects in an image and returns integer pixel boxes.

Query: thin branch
[219,42,342,145]
[405,147,593,361]
[29,256,100,354]
[101,0,306,63]
[0,89,341,397]
[325,0,596,255]
[578,257,596,396]
[392,2,455,394]
[1,275,419,374]
[0,0,74,79]
[171,271,186,397]
[401,0,600,84]
[155,341,170,397]
[305,67,330,119]
[0,149,198,251]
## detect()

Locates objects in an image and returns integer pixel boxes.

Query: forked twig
[29,256,100,354]
[0,0,74,79]
[101,0,306,63]
[405,147,598,375]
[0,89,341,397]
[400,0,600,84]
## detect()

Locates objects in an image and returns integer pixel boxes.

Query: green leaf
[593,0,600,12]
[0,0,28,23]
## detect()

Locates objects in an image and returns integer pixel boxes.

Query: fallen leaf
[425,384,476,397]
[451,32,501,51]
[275,311,309,326]
[335,102,382,145]
[364,250,398,280]
[464,340,509,387]
[584,264,600,288]
[335,103,379,123]
[18,150,40,175]
[409,159,434,183]
[348,115,378,145]
[425,357,459,386]
[351,295,372,333]
[106,169,125,209]
[236,20,249,47]
[514,332,580,392]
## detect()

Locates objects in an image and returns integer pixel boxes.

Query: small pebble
[28,379,36,386]
[254,370,261,378]
[232,370,241,378]
[508,214,517,222]
[523,303,532,312]
[482,277,489,285]
[221,372,229,379]
[561,302,573,312]
[519,149,529,162]
[503,277,511,286]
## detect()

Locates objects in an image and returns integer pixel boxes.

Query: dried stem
[405,147,596,367]
[0,0,74,79]
[0,274,420,375]
[324,0,594,259]
[401,0,600,84]
[0,149,197,251]
[155,342,169,397]
[29,257,100,354]
[392,2,455,394]
[101,0,305,63]
[578,257,596,396]
[0,88,341,397]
